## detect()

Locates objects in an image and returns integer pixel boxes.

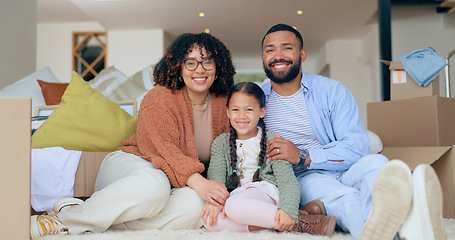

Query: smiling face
[181,45,216,101]
[227,92,266,140]
[262,31,306,84]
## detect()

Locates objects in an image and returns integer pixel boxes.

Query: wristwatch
[298,149,309,166]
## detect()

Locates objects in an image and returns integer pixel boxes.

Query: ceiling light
[297,10,303,15]
[199,12,205,17]
[204,29,210,33]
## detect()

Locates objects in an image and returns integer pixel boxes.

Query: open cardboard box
[381,60,439,101]
[381,146,455,218]
[367,96,455,147]
[73,152,109,197]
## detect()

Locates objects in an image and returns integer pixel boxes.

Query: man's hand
[186,173,229,206]
[274,209,296,231]
[201,203,225,226]
[267,133,300,164]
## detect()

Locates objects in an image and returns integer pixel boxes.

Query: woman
[31,32,235,238]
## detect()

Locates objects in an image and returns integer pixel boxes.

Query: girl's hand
[273,209,296,231]
[186,173,229,206]
[201,203,225,226]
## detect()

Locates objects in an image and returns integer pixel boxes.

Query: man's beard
[263,58,301,84]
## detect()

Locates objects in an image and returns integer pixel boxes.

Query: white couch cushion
[367,130,383,154]
[0,67,61,115]
[88,65,154,110]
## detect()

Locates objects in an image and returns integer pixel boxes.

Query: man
[260,23,446,240]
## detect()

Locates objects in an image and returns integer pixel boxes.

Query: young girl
[201,82,336,235]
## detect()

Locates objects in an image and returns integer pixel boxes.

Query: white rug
[37,219,455,240]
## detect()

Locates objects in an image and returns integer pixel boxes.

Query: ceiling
[37,0,383,63]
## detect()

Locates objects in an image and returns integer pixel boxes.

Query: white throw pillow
[0,67,60,115]
[89,65,154,111]
[88,66,129,97]
[367,130,383,154]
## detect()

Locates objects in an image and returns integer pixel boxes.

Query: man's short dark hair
[261,23,303,49]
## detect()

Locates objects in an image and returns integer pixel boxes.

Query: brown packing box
[381,60,439,101]
[0,98,31,240]
[367,96,455,147]
[381,146,455,218]
[73,151,110,197]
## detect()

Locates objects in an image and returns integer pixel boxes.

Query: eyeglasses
[183,59,215,71]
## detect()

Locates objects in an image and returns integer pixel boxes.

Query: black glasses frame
[183,59,215,71]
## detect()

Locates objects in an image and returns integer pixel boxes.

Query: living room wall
[0,0,36,89]
[325,37,379,125]
[36,22,105,82]
[36,22,165,82]
[300,23,379,125]
[107,29,165,76]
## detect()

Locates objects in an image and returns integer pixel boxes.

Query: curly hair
[153,32,236,96]
[225,82,267,192]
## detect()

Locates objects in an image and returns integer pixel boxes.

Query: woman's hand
[273,209,296,231]
[186,173,229,206]
[201,202,225,226]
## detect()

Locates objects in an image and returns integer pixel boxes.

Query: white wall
[391,6,455,59]
[37,22,105,82]
[0,0,36,89]
[37,23,165,82]
[304,42,328,76]
[325,38,376,124]
[297,25,379,125]
[233,57,264,74]
[163,31,173,53]
[362,24,381,105]
[108,29,164,76]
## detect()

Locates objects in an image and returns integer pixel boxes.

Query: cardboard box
[73,151,110,197]
[381,146,455,218]
[382,60,439,101]
[367,96,455,147]
[0,98,31,240]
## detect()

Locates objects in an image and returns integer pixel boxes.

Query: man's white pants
[297,154,389,240]
[58,150,205,234]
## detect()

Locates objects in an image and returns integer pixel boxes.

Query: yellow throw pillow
[32,72,137,151]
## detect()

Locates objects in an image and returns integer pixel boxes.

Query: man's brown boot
[300,199,327,215]
[291,214,337,237]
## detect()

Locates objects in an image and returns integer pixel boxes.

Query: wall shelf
[72,31,107,81]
